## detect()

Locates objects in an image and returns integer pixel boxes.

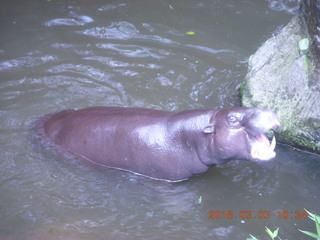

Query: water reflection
[0,54,57,72]
[45,11,94,27]
[267,0,300,14]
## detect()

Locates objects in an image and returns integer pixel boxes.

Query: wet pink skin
[38,107,280,181]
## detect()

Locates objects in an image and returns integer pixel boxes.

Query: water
[1,0,319,239]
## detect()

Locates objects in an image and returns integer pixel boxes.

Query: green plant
[265,227,280,240]
[299,209,320,239]
[246,210,320,240]
[246,227,281,240]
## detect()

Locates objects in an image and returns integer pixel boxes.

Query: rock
[301,0,320,90]
[241,15,320,153]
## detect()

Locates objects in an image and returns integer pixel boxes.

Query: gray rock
[241,16,320,153]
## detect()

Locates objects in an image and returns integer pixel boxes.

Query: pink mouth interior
[254,133,269,144]
[250,133,276,161]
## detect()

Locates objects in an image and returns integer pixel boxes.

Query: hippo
[35,107,280,181]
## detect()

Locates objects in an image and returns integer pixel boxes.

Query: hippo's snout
[244,108,281,161]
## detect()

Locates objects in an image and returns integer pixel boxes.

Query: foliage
[247,210,320,240]
[246,227,280,240]
[298,209,320,239]
[185,31,195,35]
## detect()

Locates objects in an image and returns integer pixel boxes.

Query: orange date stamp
[208,210,307,220]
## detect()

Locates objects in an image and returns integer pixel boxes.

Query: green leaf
[185,31,195,35]
[305,209,316,221]
[246,234,259,240]
[315,214,320,237]
[299,38,309,51]
[305,209,320,237]
[265,227,279,239]
[298,229,319,239]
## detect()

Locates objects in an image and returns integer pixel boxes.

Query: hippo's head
[205,107,280,163]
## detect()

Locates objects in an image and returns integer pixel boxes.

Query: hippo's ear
[203,125,214,134]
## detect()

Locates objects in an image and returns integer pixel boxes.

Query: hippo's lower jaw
[250,134,276,161]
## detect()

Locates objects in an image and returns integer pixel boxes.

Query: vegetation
[247,210,320,240]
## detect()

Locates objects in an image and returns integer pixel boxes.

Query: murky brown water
[1,0,319,239]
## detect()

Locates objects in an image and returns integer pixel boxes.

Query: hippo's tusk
[270,136,276,151]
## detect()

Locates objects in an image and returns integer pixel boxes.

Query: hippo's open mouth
[250,133,277,161]
[239,108,280,162]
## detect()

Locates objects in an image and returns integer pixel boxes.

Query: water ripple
[185,44,234,55]
[83,56,162,70]
[98,3,126,12]
[0,54,57,72]
[78,22,139,40]
[96,43,169,59]
[267,0,300,14]
[77,21,177,46]
[45,11,94,27]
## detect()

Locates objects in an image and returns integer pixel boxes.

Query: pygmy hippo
[35,107,280,181]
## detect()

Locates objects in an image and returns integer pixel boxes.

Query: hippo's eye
[227,113,241,126]
[227,115,237,123]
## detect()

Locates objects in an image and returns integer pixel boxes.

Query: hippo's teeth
[270,136,276,151]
